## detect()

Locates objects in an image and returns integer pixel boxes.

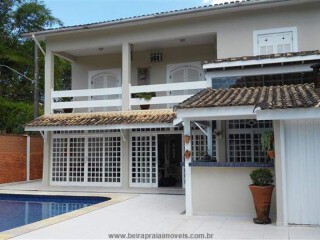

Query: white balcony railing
[51,80,207,113]
[130,81,207,106]
[51,87,122,112]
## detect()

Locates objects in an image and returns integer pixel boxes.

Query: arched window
[89,69,121,112]
[168,63,204,97]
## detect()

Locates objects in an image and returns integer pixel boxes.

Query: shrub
[0,98,43,134]
[250,168,274,186]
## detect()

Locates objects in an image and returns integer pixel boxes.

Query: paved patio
[0,182,319,239]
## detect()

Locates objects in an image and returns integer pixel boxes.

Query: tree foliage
[0,97,43,134]
[0,0,70,103]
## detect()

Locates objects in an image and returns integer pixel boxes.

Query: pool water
[0,194,109,232]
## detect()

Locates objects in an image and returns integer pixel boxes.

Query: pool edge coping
[0,190,138,240]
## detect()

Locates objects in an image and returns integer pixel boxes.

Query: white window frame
[50,132,122,187]
[88,68,122,112]
[253,27,298,56]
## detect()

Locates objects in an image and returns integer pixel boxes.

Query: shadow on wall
[0,135,43,184]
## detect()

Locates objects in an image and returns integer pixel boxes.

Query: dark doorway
[157,134,182,188]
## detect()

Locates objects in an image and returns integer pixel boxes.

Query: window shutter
[257,31,293,55]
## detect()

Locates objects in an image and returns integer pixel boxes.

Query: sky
[43,0,232,27]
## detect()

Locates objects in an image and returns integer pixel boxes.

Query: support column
[42,132,51,186]
[273,120,287,226]
[42,50,54,186]
[184,119,193,216]
[122,43,131,111]
[121,130,130,188]
[44,49,54,114]
[207,121,213,157]
[216,120,226,162]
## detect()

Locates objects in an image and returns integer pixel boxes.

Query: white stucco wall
[71,43,216,90]
[191,167,277,217]
[47,2,320,59]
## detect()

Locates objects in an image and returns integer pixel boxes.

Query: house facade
[24,0,320,226]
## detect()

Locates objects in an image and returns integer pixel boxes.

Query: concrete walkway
[9,194,319,240]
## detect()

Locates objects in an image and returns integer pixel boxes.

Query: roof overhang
[22,0,316,40]
[176,106,320,122]
[203,54,320,70]
[176,106,256,121]
[256,108,320,120]
[25,123,174,132]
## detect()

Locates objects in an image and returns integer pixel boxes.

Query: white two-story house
[24,0,320,226]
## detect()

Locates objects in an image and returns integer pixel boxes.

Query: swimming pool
[0,194,109,232]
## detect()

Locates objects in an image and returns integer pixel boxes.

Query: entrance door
[157,134,182,187]
[130,134,157,188]
[89,69,121,112]
[284,119,320,225]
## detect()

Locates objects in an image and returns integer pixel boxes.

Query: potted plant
[132,92,156,110]
[56,97,73,113]
[249,168,274,224]
[184,135,191,144]
[261,131,275,160]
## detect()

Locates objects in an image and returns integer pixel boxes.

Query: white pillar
[274,120,287,226]
[26,135,30,181]
[184,119,193,216]
[122,43,131,111]
[121,130,130,188]
[43,50,54,186]
[207,121,213,157]
[42,132,51,186]
[44,49,54,114]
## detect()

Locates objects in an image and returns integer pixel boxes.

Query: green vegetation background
[0,0,70,134]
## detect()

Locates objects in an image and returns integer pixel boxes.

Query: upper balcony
[46,33,216,114]
[51,80,209,113]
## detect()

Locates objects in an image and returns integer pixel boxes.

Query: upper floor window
[254,27,298,55]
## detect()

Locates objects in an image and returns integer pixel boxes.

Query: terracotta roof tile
[175,84,320,110]
[26,110,176,128]
[203,50,320,65]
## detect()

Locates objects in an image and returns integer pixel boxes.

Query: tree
[0,0,71,133]
[0,0,70,103]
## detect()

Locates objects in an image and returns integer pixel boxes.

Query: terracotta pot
[63,108,73,113]
[184,135,191,144]
[249,185,274,224]
[267,150,275,160]
[140,105,150,110]
[184,150,191,159]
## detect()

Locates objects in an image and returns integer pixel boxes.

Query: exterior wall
[0,135,43,184]
[47,3,320,59]
[71,43,215,90]
[191,167,276,217]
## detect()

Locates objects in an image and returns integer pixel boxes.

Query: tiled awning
[175,84,320,110]
[25,110,176,131]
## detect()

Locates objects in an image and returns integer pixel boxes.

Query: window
[89,69,121,112]
[254,27,297,55]
[227,119,273,163]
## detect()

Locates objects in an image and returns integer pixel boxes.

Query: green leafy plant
[261,131,274,151]
[132,92,156,101]
[56,97,73,102]
[250,168,274,186]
